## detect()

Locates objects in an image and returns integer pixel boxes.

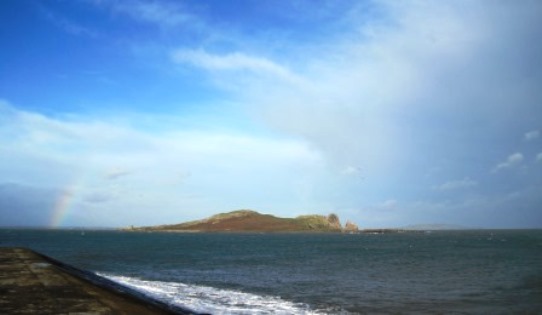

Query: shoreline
[0,247,207,315]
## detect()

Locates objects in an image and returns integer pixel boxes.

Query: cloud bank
[0,101,324,227]
[1,0,542,228]
[170,1,542,227]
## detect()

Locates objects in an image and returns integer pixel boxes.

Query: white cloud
[492,152,524,173]
[434,177,478,191]
[201,1,542,228]
[238,3,531,162]
[341,165,361,176]
[5,1,542,227]
[525,130,540,141]
[109,0,193,28]
[171,49,302,84]
[0,102,325,226]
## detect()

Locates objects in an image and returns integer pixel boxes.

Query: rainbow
[50,184,80,228]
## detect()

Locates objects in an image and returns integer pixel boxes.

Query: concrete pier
[0,247,204,315]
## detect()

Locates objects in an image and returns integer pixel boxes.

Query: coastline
[0,247,206,315]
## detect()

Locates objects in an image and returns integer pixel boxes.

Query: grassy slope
[149,210,342,232]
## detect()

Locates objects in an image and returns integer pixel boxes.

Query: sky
[1,0,541,228]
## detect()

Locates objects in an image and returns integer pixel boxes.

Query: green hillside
[133,210,358,233]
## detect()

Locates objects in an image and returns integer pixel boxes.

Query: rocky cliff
[344,220,359,232]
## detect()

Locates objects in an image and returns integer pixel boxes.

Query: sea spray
[99,273,327,315]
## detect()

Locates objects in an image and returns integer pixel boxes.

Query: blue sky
[1,0,541,228]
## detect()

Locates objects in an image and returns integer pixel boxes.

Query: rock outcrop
[344,220,359,232]
[327,213,342,229]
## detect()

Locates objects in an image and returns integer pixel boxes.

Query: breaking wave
[98,273,325,315]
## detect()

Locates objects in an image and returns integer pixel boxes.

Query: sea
[1,229,541,314]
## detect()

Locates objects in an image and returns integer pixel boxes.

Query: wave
[98,273,326,315]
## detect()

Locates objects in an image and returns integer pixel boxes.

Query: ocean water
[1,229,541,314]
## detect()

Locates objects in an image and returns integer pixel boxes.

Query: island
[127,209,360,233]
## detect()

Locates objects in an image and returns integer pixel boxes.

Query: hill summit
[133,210,358,233]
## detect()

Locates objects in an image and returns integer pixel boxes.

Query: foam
[98,273,326,315]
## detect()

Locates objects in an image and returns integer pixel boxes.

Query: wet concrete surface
[0,247,203,315]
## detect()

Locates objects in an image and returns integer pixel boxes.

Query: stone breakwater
[0,247,207,315]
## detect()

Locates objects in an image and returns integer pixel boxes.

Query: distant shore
[122,227,416,234]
